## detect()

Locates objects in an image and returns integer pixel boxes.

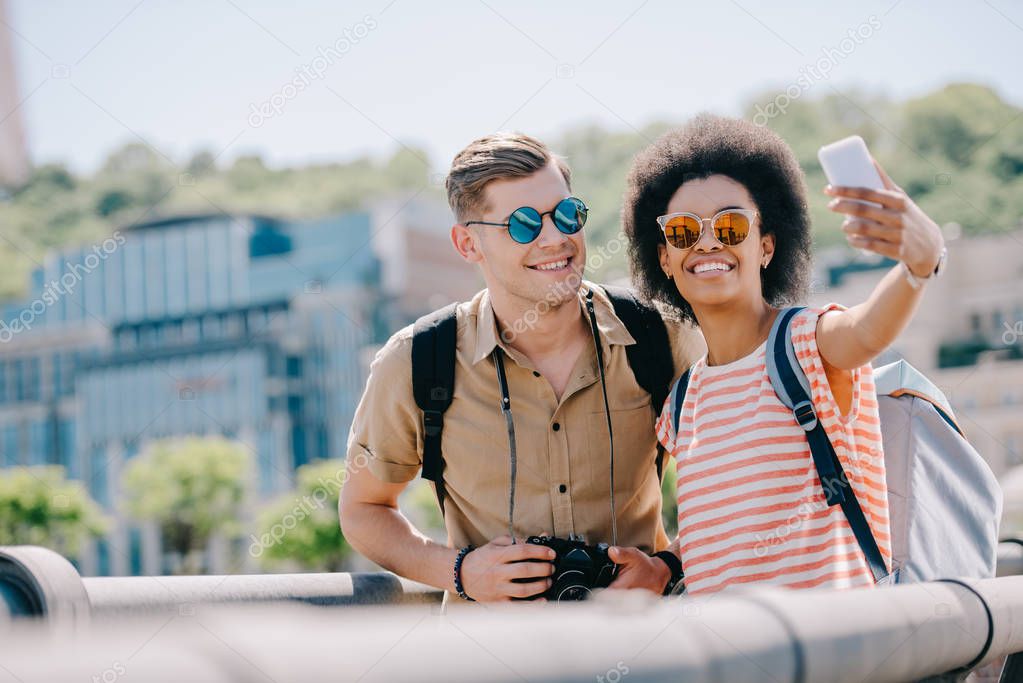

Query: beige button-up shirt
[347,282,703,553]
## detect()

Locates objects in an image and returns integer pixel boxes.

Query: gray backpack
[669,306,1002,583]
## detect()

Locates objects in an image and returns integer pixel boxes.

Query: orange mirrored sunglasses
[656,209,758,250]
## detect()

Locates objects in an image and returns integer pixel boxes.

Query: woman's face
[657,174,775,313]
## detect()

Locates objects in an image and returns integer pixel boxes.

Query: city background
[1,0,1021,578]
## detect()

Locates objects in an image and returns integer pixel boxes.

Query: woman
[622,115,945,594]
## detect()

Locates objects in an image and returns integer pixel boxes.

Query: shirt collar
[472,282,636,365]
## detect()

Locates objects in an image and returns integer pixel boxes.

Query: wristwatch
[901,246,947,290]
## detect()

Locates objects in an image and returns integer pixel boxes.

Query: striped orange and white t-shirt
[655,305,892,594]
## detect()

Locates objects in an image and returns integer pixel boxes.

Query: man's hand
[459,535,556,602]
[607,546,671,594]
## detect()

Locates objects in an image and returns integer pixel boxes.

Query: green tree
[121,436,251,574]
[253,459,446,572]
[1,82,1020,304]
[253,458,351,572]
[252,456,356,572]
[661,464,678,538]
[0,466,108,557]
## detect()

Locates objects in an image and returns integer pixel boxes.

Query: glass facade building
[0,205,479,575]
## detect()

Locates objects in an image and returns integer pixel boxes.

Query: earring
[666,271,673,280]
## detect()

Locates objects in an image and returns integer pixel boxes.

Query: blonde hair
[445,132,571,222]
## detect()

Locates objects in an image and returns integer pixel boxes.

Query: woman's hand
[825,159,944,277]
[607,546,671,594]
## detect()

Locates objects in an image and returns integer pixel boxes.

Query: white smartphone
[817,135,884,206]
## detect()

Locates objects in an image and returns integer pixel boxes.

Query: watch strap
[653,550,684,595]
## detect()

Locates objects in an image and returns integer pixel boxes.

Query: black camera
[524,535,618,601]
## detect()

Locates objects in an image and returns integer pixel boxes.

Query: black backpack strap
[600,284,675,479]
[765,307,889,585]
[411,302,459,514]
[601,285,675,411]
[671,367,691,438]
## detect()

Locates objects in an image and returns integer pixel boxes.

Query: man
[339,132,703,602]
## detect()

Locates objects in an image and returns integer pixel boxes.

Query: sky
[6,0,1023,175]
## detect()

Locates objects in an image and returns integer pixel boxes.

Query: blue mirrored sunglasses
[465,197,588,244]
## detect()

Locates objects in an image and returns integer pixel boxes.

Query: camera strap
[584,289,617,547]
[491,288,617,547]
[493,350,517,542]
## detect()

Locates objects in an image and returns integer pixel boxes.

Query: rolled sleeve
[346,327,423,484]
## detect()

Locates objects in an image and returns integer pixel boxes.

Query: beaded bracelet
[453,545,475,601]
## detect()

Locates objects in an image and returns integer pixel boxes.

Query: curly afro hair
[623,114,813,324]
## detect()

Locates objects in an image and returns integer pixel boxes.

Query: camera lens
[551,568,591,602]
[556,584,591,601]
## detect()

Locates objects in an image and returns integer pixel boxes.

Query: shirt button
[559,484,567,493]
[552,422,561,431]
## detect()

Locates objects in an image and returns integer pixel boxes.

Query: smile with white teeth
[691,261,734,274]
[531,258,570,271]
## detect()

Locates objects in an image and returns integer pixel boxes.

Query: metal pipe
[998,539,1023,577]
[83,570,441,617]
[0,545,439,622]
[3,545,1022,681]
[1,560,1022,680]
[6,543,1022,621]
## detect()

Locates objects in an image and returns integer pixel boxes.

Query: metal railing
[0,544,439,621]
[2,544,1022,682]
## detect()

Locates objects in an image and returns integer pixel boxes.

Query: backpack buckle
[423,409,444,437]
[792,400,818,432]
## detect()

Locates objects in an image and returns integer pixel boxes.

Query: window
[59,419,76,477]
[12,359,24,402]
[96,539,111,576]
[224,313,243,338]
[129,527,143,576]
[249,224,293,258]
[25,358,40,401]
[182,318,200,343]
[201,315,222,340]
[30,419,48,465]
[90,446,109,507]
[3,424,19,466]
[291,424,307,470]
[52,354,62,398]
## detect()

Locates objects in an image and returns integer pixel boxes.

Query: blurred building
[0,200,479,575]
[0,0,30,187]
[813,229,1023,480]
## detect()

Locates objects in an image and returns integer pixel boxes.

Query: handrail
[0,545,440,621]
[2,545,1022,681]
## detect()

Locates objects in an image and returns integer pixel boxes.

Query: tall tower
[0,0,30,188]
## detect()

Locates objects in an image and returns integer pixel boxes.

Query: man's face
[454,162,586,309]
